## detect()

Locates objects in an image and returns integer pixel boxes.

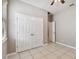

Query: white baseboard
[56,42,76,50]
[7,42,76,57]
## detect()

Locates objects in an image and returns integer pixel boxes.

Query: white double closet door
[16,13,43,52]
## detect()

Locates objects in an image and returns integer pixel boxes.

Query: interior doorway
[48,12,56,43]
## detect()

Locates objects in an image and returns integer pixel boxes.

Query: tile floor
[7,43,76,59]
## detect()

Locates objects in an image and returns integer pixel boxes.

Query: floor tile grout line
[17,52,21,59]
[42,43,73,57]
[7,43,76,59]
[29,50,35,59]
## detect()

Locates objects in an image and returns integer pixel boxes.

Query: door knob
[31,33,34,36]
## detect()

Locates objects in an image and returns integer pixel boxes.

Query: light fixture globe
[50,0,65,5]
[60,0,65,4]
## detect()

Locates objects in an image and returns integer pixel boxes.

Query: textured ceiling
[20,0,76,14]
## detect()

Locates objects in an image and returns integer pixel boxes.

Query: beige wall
[54,6,76,47]
[7,0,48,53]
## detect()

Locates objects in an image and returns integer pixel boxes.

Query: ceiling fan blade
[51,1,54,5]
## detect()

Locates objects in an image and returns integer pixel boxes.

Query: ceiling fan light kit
[51,1,54,5]
[60,0,65,4]
[50,0,65,5]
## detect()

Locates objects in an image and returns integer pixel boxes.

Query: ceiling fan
[50,0,65,5]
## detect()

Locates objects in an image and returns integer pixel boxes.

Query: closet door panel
[23,17,32,50]
[31,17,43,47]
[16,16,25,52]
[16,13,43,52]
